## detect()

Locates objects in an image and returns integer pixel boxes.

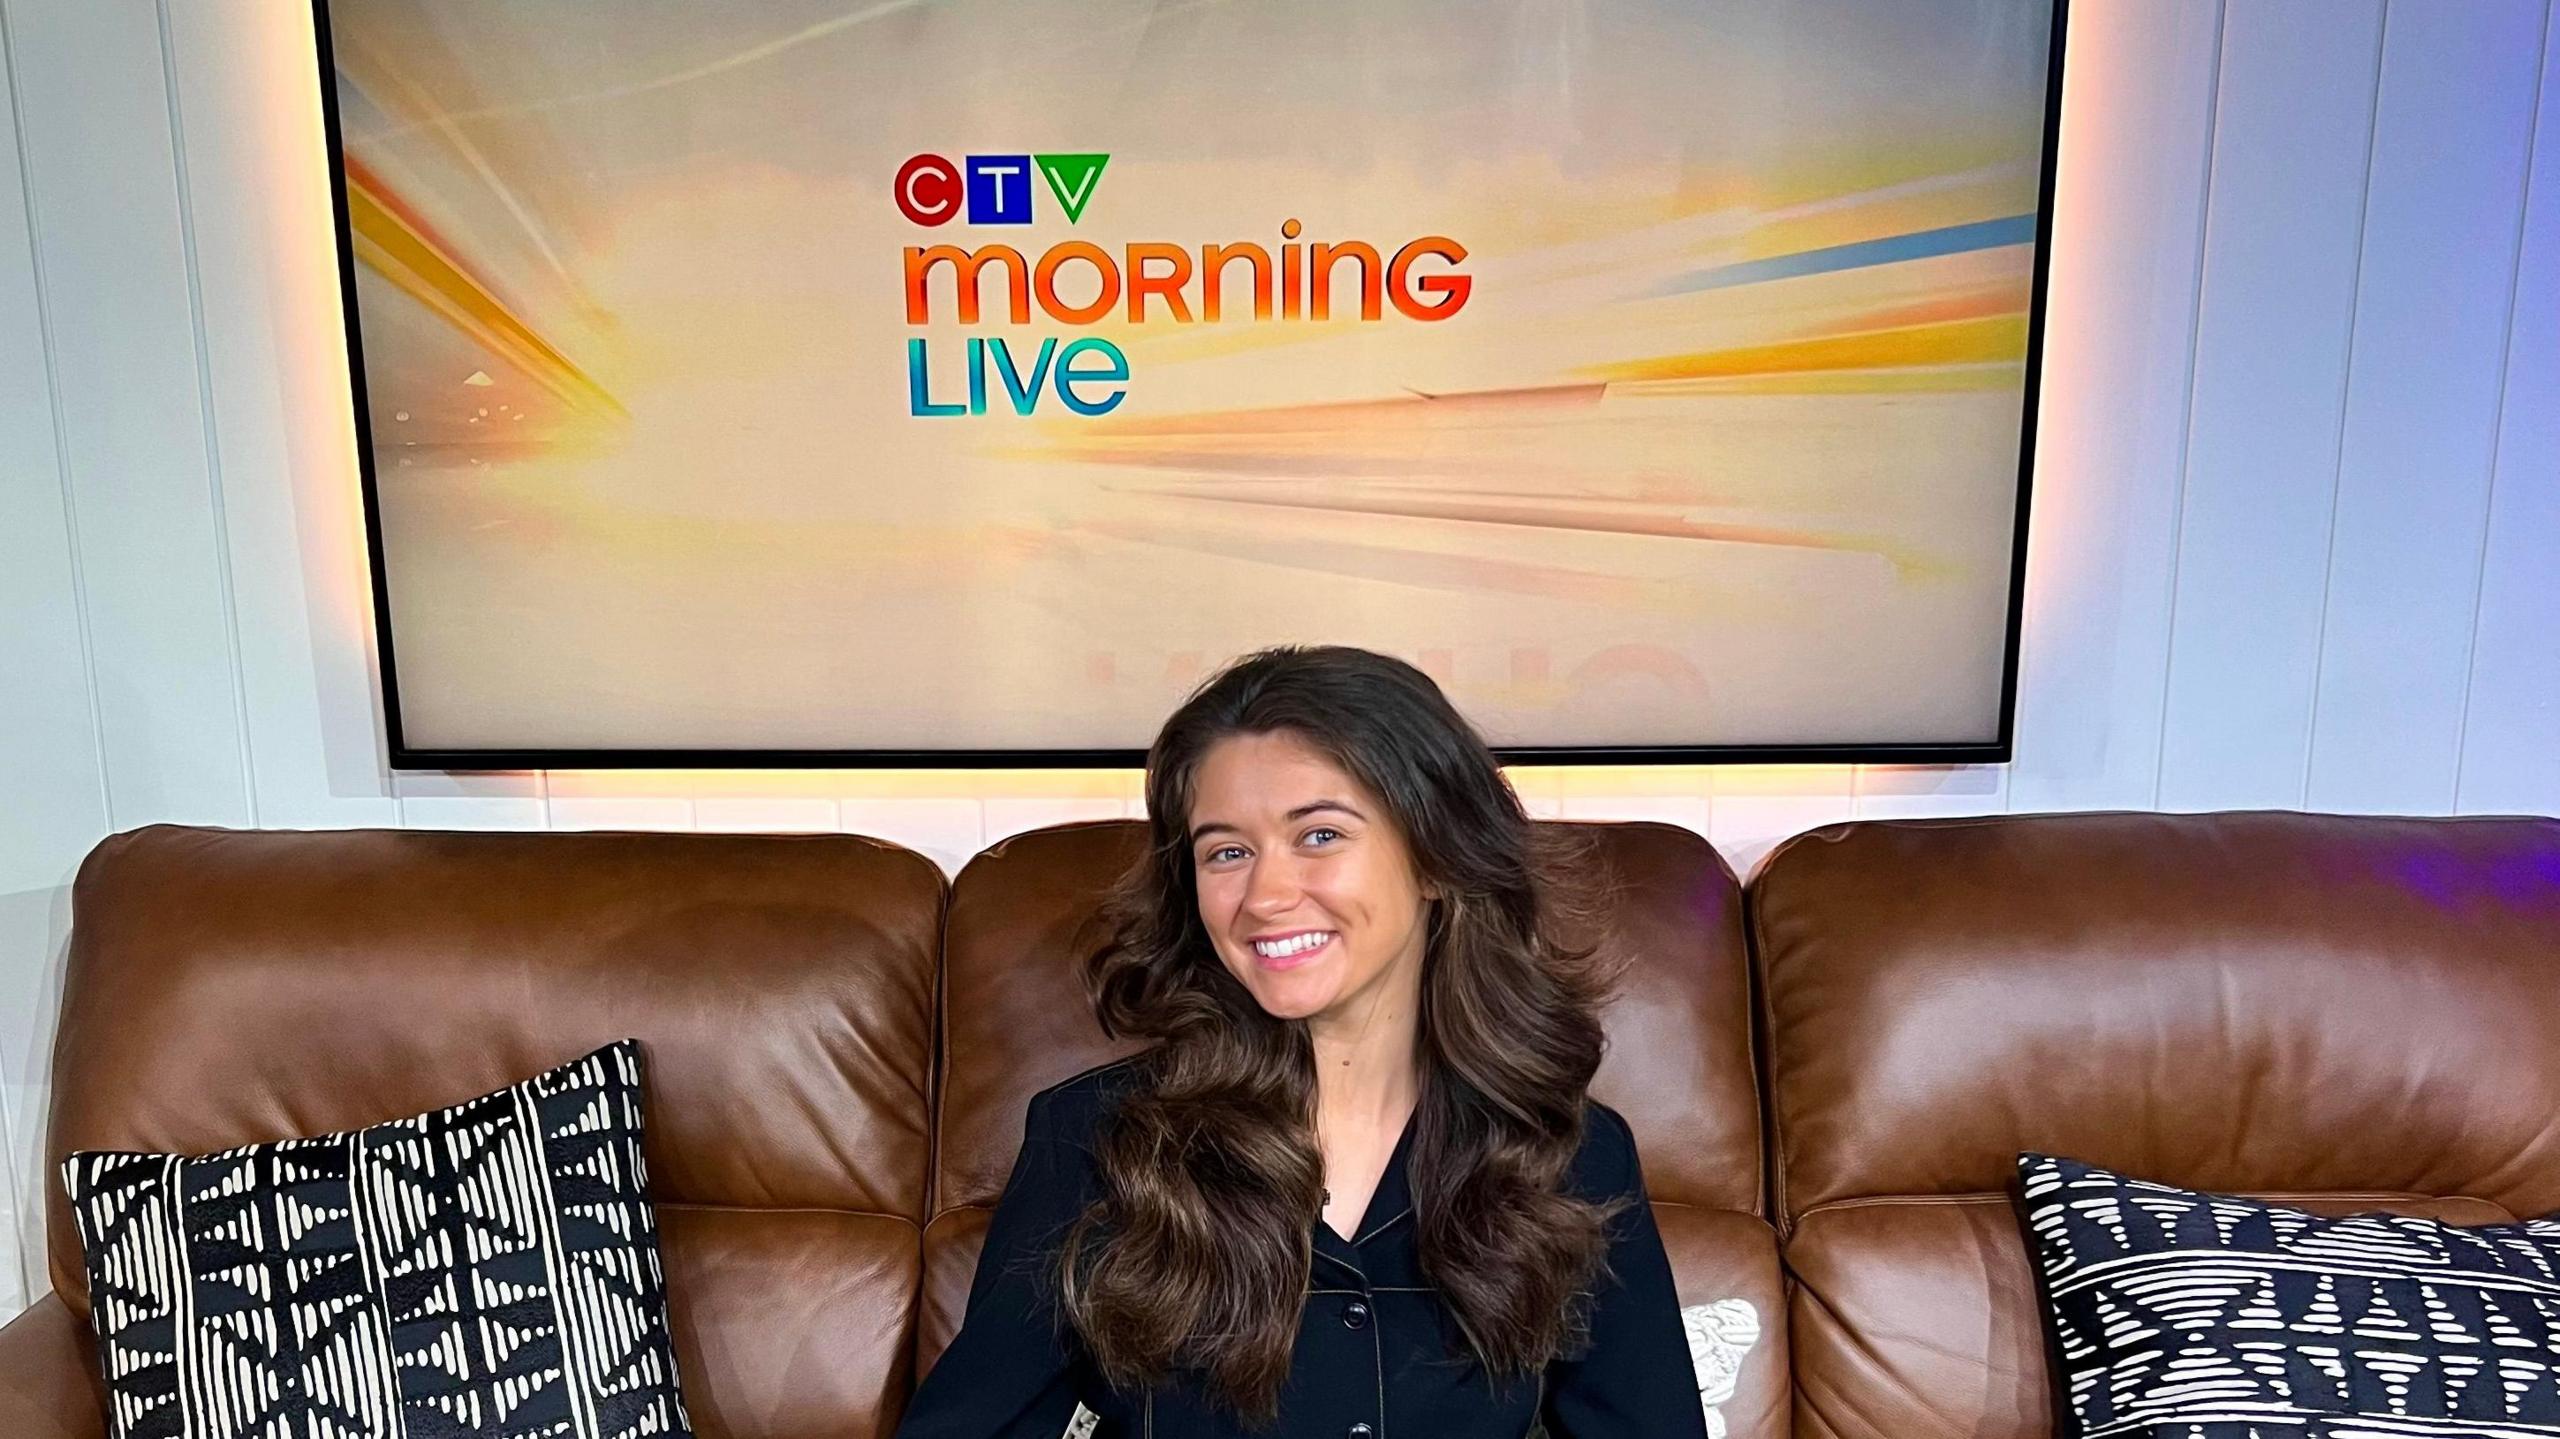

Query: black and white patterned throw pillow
[63,1039,693,1439]
[2015,1152,2560,1438]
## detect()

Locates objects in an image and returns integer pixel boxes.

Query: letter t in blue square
[965,155,1034,224]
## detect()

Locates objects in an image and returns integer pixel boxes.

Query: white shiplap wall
[1,0,2554,1320]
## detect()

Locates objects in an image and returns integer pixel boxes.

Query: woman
[897,646,1707,1438]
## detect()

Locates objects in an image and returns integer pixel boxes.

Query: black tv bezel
[311,0,2070,771]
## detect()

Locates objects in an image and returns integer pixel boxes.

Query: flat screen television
[314,0,2067,768]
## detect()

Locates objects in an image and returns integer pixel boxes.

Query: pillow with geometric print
[62,1038,693,1439]
[2013,1151,2560,1439]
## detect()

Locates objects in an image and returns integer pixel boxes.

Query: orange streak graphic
[1809,279,2032,337]
[1586,313,2028,384]
[1126,484,1936,574]
[1049,382,1606,439]
[343,157,624,418]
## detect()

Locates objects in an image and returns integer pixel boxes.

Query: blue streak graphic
[1653,214,2036,296]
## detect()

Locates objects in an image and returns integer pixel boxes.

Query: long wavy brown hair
[1057,645,1629,1425]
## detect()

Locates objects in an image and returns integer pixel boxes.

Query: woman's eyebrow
[1189,799,1369,844]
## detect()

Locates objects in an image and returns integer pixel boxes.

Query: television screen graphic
[317,0,2064,765]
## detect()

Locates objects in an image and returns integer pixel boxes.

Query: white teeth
[1252,931,1334,959]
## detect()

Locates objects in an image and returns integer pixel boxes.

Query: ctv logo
[891,149,1473,421]
[896,153,1108,226]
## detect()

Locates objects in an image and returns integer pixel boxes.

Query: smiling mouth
[1249,931,1337,969]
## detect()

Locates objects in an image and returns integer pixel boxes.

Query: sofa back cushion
[926,818,1791,1438]
[1751,810,2560,1439]
[53,825,944,1439]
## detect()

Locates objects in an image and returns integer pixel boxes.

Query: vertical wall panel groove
[2157,0,2388,810]
[2305,0,2547,814]
[2456,0,2560,815]
[0,0,110,831]
[2148,0,2236,810]
[0,0,84,1316]
[2450,0,2555,802]
[0,0,115,1321]
[2297,4,2395,810]
[4,0,252,826]
[154,0,261,828]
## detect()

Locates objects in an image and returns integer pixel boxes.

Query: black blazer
[896,1059,1709,1438]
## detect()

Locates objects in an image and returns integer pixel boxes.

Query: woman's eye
[1303,827,1342,847]
[1205,844,1245,864]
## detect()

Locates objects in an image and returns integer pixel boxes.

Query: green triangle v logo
[1035,153,1109,224]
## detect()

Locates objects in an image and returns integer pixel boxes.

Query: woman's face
[1187,731,1439,1027]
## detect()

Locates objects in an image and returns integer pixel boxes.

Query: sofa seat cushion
[2016,1153,2560,1438]
[61,1039,694,1439]
[1655,1206,1790,1439]
[658,1205,920,1439]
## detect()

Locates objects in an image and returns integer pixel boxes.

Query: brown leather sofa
[0,809,2551,1438]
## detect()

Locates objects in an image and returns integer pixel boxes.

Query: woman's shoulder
[1022,1053,1148,1148]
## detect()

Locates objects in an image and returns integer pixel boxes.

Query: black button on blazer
[895,1059,1710,1439]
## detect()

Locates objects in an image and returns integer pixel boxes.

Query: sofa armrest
[0,1294,106,1439]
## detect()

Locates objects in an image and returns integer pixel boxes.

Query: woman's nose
[1242,856,1303,914]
